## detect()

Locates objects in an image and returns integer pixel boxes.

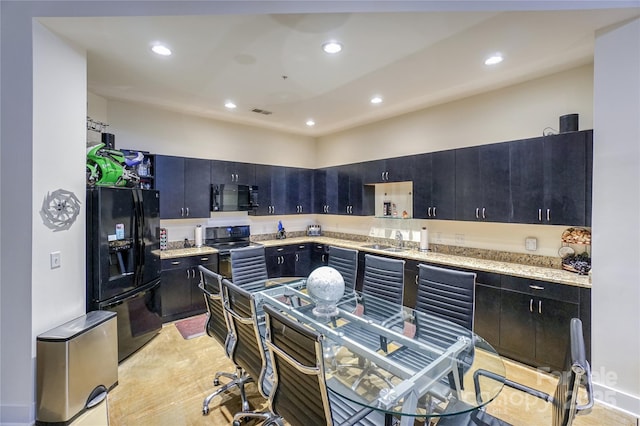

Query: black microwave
[211,184,258,212]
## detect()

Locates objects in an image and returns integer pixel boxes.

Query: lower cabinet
[472,271,502,350]
[310,243,329,271]
[498,275,581,372]
[266,244,311,278]
[160,254,218,322]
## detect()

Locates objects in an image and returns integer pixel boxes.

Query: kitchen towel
[420,227,429,251]
[194,225,203,247]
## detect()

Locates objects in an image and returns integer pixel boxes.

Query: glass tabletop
[256,283,506,421]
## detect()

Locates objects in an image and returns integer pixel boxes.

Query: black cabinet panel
[286,167,313,214]
[475,284,501,349]
[499,290,536,361]
[156,155,210,219]
[254,164,287,215]
[455,143,510,222]
[535,298,579,370]
[414,151,456,220]
[211,160,255,185]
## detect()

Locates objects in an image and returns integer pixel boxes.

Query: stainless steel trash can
[36,310,118,425]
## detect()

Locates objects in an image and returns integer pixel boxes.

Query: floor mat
[174,314,207,340]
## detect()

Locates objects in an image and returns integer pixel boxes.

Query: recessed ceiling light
[322,41,343,54]
[151,44,172,56]
[484,54,503,66]
[306,120,315,127]
[370,96,383,104]
[224,101,237,109]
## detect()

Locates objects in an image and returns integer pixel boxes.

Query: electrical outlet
[50,251,61,269]
[525,237,538,251]
[455,234,465,245]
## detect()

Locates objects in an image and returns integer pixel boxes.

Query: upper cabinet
[254,164,287,216]
[286,167,313,214]
[210,160,255,185]
[413,151,456,220]
[361,157,413,184]
[336,163,374,216]
[455,142,511,223]
[510,130,592,226]
[156,155,211,219]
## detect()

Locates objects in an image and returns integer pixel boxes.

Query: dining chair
[437,317,593,426]
[343,254,405,390]
[230,245,268,288]
[386,264,477,404]
[262,303,386,426]
[220,277,276,426]
[326,245,358,307]
[198,265,245,415]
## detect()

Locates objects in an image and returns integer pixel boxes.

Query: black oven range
[204,225,258,279]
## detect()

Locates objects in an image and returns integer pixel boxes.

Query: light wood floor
[108,318,638,426]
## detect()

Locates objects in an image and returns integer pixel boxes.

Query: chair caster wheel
[202,407,209,416]
[213,378,220,386]
[232,420,241,426]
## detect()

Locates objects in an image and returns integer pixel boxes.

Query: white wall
[107,100,316,168]
[32,23,88,339]
[592,17,640,415]
[316,64,594,167]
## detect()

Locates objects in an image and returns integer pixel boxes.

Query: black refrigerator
[86,187,162,362]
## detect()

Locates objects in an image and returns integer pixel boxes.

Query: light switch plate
[525,237,537,251]
[50,251,61,269]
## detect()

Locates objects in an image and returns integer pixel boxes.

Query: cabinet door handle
[529,298,534,313]
[300,205,303,213]
[476,208,479,219]
[322,254,326,262]
[350,206,353,214]
[538,300,542,314]
[180,207,184,217]
[186,207,189,216]
[482,207,486,219]
[295,253,299,262]
[171,261,180,265]
[547,209,550,222]
[277,248,284,252]
[433,207,436,217]
[201,257,209,262]
[415,275,418,285]
[538,209,542,221]
[529,285,545,290]
[280,255,284,264]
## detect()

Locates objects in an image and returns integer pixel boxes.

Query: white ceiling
[41,7,639,137]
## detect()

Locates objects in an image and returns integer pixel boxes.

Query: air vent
[251,108,272,115]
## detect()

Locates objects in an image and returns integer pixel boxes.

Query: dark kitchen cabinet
[254,164,287,215]
[473,272,502,350]
[510,130,592,226]
[455,143,511,222]
[499,275,580,371]
[160,254,218,322]
[210,159,255,185]
[286,167,313,214]
[310,244,328,270]
[413,151,456,220]
[337,163,374,216]
[361,157,413,184]
[155,155,211,219]
[314,167,340,214]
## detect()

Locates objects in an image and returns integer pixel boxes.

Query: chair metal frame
[221,277,276,426]
[262,303,385,426]
[198,265,245,415]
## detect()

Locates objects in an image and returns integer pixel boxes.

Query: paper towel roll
[195,225,203,248]
[420,227,429,251]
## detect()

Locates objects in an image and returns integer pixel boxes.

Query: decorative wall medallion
[40,189,81,232]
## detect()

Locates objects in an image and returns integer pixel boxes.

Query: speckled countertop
[161,235,590,288]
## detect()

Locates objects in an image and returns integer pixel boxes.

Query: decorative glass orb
[306,266,345,317]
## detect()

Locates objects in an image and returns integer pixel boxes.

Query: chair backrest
[552,317,593,426]
[263,303,332,426]
[230,245,268,287]
[220,277,271,397]
[327,246,358,293]
[415,264,476,331]
[361,254,405,320]
[198,265,229,349]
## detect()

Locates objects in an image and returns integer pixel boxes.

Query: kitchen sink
[361,244,406,253]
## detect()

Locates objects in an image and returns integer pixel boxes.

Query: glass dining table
[246,277,506,426]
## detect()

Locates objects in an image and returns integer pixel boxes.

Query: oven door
[218,253,232,279]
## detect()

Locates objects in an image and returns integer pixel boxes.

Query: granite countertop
[160,236,590,288]
[257,236,591,288]
[160,246,217,260]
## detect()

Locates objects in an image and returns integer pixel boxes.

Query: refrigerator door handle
[132,190,143,287]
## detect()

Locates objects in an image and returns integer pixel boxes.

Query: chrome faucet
[395,230,404,248]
